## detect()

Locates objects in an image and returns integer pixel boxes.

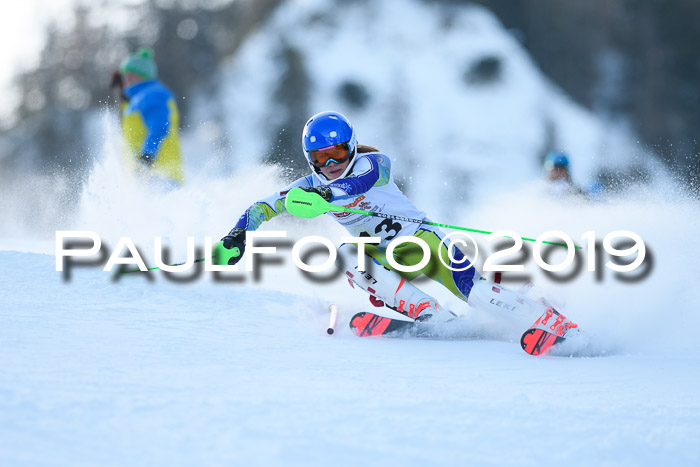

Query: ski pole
[124,186,579,276]
[327,304,339,335]
[285,187,581,249]
[119,243,240,274]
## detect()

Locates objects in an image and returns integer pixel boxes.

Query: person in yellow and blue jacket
[116,47,184,187]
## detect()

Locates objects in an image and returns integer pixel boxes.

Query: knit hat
[120,47,158,79]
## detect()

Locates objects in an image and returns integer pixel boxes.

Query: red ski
[349,311,417,337]
[520,307,579,356]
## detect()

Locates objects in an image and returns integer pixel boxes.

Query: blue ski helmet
[544,151,570,171]
[302,111,357,174]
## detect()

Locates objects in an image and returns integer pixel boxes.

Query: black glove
[110,70,128,102]
[221,227,246,265]
[138,153,155,168]
[300,185,333,202]
[110,70,123,90]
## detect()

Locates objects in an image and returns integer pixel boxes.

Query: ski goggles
[308,143,352,168]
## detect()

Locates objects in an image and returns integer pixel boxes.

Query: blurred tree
[2,0,700,196]
[463,0,700,194]
[264,43,311,180]
[0,0,282,183]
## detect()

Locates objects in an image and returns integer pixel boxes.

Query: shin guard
[337,243,453,321]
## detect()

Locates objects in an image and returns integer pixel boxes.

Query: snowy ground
[2,138,700,465]
[1,232,699,466]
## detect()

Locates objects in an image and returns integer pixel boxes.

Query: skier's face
[122,72,146,87]
[547,166,570,182]
[319,157,351,180]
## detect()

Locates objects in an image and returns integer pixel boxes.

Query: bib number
[361,218,403,241]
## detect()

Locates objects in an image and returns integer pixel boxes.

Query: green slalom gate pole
[120,245,239,274]
[284,187,581,249]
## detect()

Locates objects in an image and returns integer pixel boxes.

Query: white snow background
[1,0,699,465]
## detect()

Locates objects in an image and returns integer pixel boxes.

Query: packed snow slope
[1,152,700,465]
[1,246,700,466]
[1,0,700,465]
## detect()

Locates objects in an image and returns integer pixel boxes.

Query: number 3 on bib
[361,219,403,242]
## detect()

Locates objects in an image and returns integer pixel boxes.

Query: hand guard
[221,227,246,265]
[300,185,333,202]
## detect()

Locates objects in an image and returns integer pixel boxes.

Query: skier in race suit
[220,111,544,325]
